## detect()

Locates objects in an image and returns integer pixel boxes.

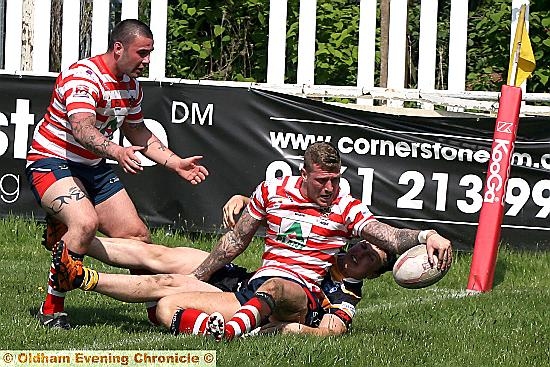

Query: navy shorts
[25,157,124,206]
[234,276,324,327]
[208,264,254,292]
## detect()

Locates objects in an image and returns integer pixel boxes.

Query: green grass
[0,216,549,367]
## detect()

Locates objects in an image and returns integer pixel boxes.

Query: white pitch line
[356,288,471,314]
[90,332,170,349]
[374,216,550,231]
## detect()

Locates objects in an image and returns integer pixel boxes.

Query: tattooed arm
[69,113,146,174]
[192,210,262,281]
[360,221,453,270]
[70,112,124,160]
[122,122,209,184]
[121,121,168,162]
[360,221,419,254]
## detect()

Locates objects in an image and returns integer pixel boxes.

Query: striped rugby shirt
[247,175,376,294]
[27,55,144,166]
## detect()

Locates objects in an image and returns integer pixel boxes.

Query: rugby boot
[41,215,68,251]
[205,312,226,342]
[36,303,71,330]
[51,240,97,292]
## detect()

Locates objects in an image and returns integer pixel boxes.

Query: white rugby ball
[392,245,449,289]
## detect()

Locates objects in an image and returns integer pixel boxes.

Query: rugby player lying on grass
[184,142,451,341]
[51,142,452,339]
[46,191,394,337]
[51,237,395,337]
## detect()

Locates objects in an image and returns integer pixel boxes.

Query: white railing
[2,0,168,78]
[1,0,548,113]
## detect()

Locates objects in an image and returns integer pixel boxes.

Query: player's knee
[112,224,151,243]
[68,217,99,241]
[257,278,285,300]
[132,215,152,243]
[131,230,151,243]
[156,297,179,327]
[127,222,150,242]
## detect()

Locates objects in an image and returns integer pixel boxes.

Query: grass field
[0,216,549,367]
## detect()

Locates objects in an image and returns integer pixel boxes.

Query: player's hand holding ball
[392,244,451,289]
[393,230,452,289]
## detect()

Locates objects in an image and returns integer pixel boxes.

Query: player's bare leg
[95,188,157,320]
[37,177,99,329]
[95,189,151,243]
[86,237,209,275]
[218,278,307,341]
[53,240,219,299]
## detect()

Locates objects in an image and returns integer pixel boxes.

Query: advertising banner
[1,74,549,249]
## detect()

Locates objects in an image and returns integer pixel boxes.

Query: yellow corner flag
[507,4,536,86]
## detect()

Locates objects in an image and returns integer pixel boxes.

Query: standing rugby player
[25,19,208,329]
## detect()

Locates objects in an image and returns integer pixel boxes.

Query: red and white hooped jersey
[247,175,377,293]
[26,55,144,166]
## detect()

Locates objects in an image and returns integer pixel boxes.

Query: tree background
[164,0,549,93]
[42,0,549,93]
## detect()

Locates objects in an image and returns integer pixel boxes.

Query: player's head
[108,19,154,78]
[108,19,153,51]
[338,240,397,279]
[300,142,341,207]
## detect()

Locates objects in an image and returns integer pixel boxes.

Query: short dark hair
[303,142,341,172]
[108,19,153,50]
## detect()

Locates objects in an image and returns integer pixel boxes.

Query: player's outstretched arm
[259,314,348,336]
[121,122,208,184]
[360,221,452,270]
[192,210,261,281]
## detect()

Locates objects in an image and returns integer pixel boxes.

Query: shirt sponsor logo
[73,85,90,97]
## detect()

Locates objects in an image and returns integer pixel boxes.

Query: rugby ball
[392,245,449,289]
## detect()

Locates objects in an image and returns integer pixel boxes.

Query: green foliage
[525,3,550,92]
[465,1,511,91]
[466,1,550,92]
[165,0,549,93]
[166,0,269,81]
[301,0,360,85]
[0,216,549,366]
